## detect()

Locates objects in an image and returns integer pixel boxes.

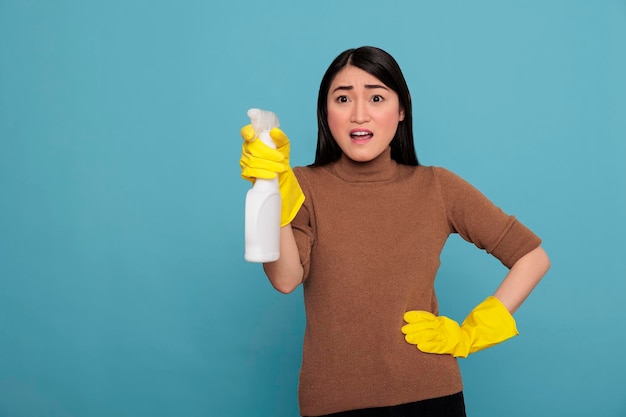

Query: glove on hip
[401,296,519,358]
[240,125,305,226]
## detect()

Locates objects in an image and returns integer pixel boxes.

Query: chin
[347,153,377,163]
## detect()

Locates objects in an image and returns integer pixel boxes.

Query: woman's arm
[494,245,551,314]
[262,224,304,294]
[402,245,550,357]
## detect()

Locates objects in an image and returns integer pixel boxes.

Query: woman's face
[327,65,404,163]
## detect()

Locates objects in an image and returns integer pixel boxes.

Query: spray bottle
[244,108,281,263]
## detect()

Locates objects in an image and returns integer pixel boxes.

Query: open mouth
[350,130,373,142]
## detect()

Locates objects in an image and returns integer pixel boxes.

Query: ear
[399,108,405,121]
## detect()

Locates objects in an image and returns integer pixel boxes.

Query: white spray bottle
[244,108,281,263]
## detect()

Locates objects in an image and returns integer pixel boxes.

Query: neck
[332,147,398,182]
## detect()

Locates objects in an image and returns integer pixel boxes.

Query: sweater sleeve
[292,167,315,281]
[434,167,541,268]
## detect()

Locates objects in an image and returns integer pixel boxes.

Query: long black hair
[313,46,419,166]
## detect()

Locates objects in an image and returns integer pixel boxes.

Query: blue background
[1,1,625,416]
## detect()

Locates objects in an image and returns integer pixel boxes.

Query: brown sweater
[291,147,541,416]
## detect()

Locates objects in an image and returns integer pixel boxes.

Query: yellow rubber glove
[401,296,519,358]
[240,125,305,226]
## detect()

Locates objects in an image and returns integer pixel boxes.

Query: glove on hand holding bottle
[240,125,305,227]
[401,296,518,358]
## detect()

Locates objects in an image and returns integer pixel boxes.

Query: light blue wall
[1,1,624,416]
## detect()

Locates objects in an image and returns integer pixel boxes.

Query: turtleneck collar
[331,146,398,183]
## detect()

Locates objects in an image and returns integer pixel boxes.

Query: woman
[240,46,550,417]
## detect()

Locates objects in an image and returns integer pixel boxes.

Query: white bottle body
[244,121,281,263]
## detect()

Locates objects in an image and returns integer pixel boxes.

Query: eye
[371,95,384,103]
[336,95,350,103]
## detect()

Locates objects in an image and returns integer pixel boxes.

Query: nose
[350,100,370,124]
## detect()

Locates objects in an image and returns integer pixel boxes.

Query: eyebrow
[331,84,389,93]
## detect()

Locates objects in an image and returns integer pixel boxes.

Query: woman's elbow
[537,246,551,273]
[263,262,303,294]
[270,278,301,294]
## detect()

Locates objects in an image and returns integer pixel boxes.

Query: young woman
[240,46,550,417]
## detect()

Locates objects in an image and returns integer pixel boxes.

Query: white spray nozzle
[247,108,280,136]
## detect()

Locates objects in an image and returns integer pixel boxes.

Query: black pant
[311,392,467,417]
